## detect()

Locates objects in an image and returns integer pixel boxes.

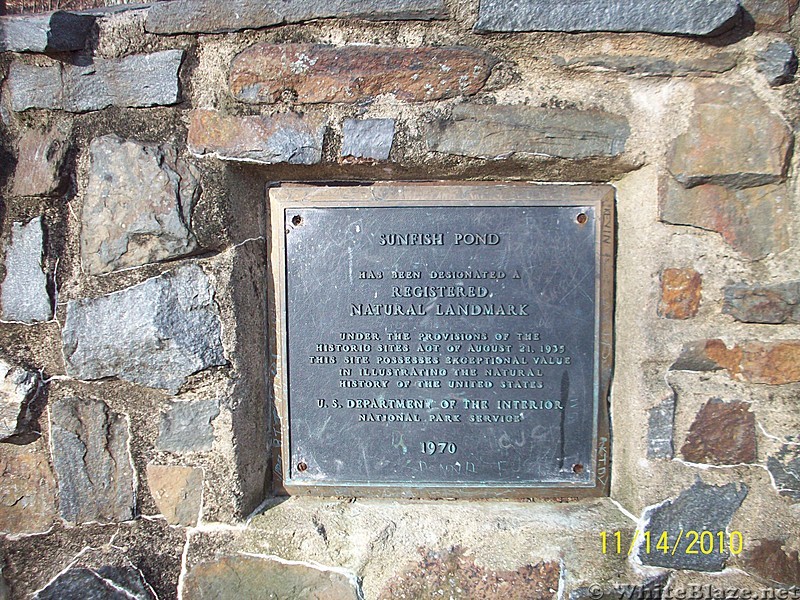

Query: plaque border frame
[268,182,614,499]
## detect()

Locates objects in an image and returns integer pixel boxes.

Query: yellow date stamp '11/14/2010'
[600,530,745,556]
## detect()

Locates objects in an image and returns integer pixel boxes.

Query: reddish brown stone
[229,43,495,105]
[680,399,756,465]
[668,84,792,188]
[378,546,559,600]
[146,464,203,527]
[0,441,57,534]
[742,0,800,30]
[12,125,69,197]
[672,339,800,385]
[187,109,325,165]
[660,178,790,261]
[659,268,702,319]
[745,539,800,586]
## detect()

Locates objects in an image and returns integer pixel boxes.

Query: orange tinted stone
[659,268,702,319]
[673,339,800,385]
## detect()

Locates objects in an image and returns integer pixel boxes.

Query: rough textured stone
[756,40,797,86]
[637,480,748,570]
[12,125,70,197]
[187,109,325,165]
[1,217,52,324]
[426,104,629,160]
[553,53,738,77]
[156,399,219,452]
[50,397,136,524]
[658,268,702,319]
[183,555,362,600]
[82,135,200,275]
[146,0,447,34]
[660,179,790,261]
[34,566,156,600]
[723,280,800,324]
[341,118,395,160]
[745,539,800,585]
[668,84,792,188]
[474,0,742,35]
[742,0,800,30]
[671,339,800,385]
[379,547,560,599]
[230,44,494,105]
[8,50,183,113]
[0,12,96,53]
[0,442,57,534]
[681,399,756,465]
[146,464,203,526]
[0,359,42,442]
[648,396,675,460]
[62,265,226,394]
[767,444,800,501]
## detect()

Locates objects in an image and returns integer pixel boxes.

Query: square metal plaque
[269,183,613,498]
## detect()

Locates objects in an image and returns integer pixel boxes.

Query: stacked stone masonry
[0,0,798,598]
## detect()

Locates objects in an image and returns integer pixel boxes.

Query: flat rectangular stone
[50,397,136,525]
[187,109,325,165]
[1,216,52,324]
[342,118,395,160]
[269,183,615,498]
[230,44,494,105]
[554,53,738,77]
[146,0,447,34]
[426,104,629,160]
[474,0,742,35]
[8,50,183,113]
[0,12,96,53]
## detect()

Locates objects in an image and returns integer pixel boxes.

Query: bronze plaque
[269,183,613,498]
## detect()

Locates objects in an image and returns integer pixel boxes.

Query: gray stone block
[8,50,183,113]
[1,217,52,324]
[647,396,675,460]
[637,480,748,570]
[62,265,226,394]
[724,280,800,324]
[156,399,219,452]
[0,359,42,442]
[82,135,199,275]
[146,0,447,34]
[767,445,800,501]
[50,397,136,524]
[554,53,738,77]
[34,565,156,600]
[342,118,395,160]
[474,0,742,35]
[426,104,629,160]
[0,12,96,53]
[756,40,797,86]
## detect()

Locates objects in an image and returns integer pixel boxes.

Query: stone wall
[0,0,798,598]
